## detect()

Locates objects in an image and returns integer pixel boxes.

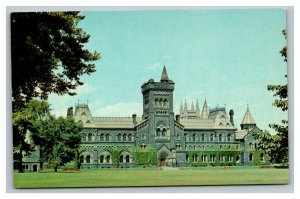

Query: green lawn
[13,167,289,188]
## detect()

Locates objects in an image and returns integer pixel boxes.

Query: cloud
[145,62,161,71]
[95,102,143,117]
[74,83,97,95]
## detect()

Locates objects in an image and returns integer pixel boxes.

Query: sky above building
[48,8,287,134]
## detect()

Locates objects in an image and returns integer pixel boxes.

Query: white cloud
[74,83,97,95]
[95,102,143,117]
[145,62,161,71]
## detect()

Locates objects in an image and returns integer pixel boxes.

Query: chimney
[132,114,137,125]
[67,107,73,118]
[175,114,180,123]
[229,109,234,126]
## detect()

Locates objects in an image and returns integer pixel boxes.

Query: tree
[11,12,100,110]
[13,100,50,173]
[252,30,288,165]
[32,116,83,172]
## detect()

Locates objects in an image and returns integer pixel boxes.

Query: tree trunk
[54,165,58,172]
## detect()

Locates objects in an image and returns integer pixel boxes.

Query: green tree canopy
[11,12,100,110]
[32,116,83,172]
[13,100,50,173]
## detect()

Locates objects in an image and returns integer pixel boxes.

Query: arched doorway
[157,146,172,166]
[33,165,37,172]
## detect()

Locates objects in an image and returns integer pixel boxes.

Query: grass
[13,166,289,188]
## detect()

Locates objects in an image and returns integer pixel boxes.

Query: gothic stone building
[67,66,264,169]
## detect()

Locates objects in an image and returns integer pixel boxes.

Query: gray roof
[235,130,248,139]
[180,118,236,130]
[83,117,142,129]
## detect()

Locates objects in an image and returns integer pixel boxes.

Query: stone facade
[71,66,265,169]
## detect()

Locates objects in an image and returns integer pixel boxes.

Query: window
[227,134,231,142]
[176,134,180,139]
[193,154,198,162]
[236,155,240,163]
[201,134,205,142]
[100,133,104,141]
[193,145,196,151]
[249,153,253,161]
[219,155,225,162]
[176,144,181,150]
[192,134,196,142]
[163,99,168,107]
[105,134,109,141]
[218,134,222,142]
[123,134,127,141]
[88,133,93,142]
[117,134,121,142]
[141,133,146,140]
[249,142,253,149]
[80,156,84,163]
[100,155,104,163]
[210,154,215,162]
[106,155,111,163]
[162,128,166,137]
[155,99,159,107]
[210,134,214,142]
[201,154,207,162]
[125,155,130,163]
[128,134,132,141]
[156,128,160,137]
[86,155,91,163]
[159,99,163,106]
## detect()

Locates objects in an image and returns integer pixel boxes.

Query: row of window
[82,133,134,142]
[80,152,133,164]
[188,153,264,163]
[154,98,169,107]
[187,133,233,142]
[187,144,240,151]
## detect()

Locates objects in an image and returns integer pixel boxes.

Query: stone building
[69,66,264,169]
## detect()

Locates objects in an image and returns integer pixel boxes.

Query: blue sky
[48,9,287,133]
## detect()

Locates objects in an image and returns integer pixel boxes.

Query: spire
[184,99,188,111]
[191,101,195,111]
[196,99,200,111]
[201,99,209,119]
[241,106,256,125]
[180,101,183,114]
[160,65,169,82]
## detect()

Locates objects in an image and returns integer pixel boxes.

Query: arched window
[156,128,161,137]
[201,154,207,162]
[159,99,163,106]
[105,134,109,141]
[249,153,253,161]
[162,128,166,137]
[210,154,215,162]
[193,145,196,151]
[227,134,231,142]
[125,155,130,163]
[80,156,84,163]
[219,134,222,142]
[119,155,123,163]
[141,133,145,140]
[100,155,104,163]
[210,134,214,142]
[163,99,168,107]
[192,134,196,142]
[249,142,253,149]
[100,133,104,141]
[123,134,127,141]
[117,134,121,142]
[176,134,180,139]
[236,155,240,163]
[86,155,91,163]
[88,133,93,142]
[106,155,111,163]
[155,99,159,107]
[220,145,223,149]
[193,154,198,162]
[202,145,205,150]
[201,134,205,142]
[128,134,132,141]
[81,112,87,116]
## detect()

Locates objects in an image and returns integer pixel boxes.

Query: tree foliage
[13,100,50,172]
[11,12,100,110]
[32,116,83,172]
[253,30,288,165]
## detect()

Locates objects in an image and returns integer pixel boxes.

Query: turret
[240,105,256,130]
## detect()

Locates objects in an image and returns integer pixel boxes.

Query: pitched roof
[241,106,256,125]
[161,65,169,81]
[180,118,236,130]
[83,117,142,129]
[235,130,248,140]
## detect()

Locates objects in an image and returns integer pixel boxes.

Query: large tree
[13,100,50,173]
[32,116,83,172]
[11,12,100,110]
[251,30,288,165]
